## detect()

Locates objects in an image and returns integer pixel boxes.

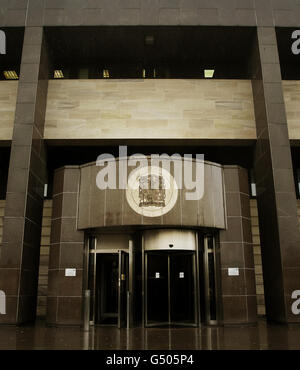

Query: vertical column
[0,26,50,324]
[251,27,300,323]
[220,166,257,325]
[47,167,84,326]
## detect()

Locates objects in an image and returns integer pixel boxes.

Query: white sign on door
[155,272,160,279]
[179,272,184,278]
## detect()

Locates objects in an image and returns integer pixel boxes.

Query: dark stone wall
[47,167,84,326]
[251,27,300,323]
[0,27,50,324]
[220,166,257,325]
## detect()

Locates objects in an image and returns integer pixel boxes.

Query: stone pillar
[0,26,50,324]
[251,27,300,323]
[47,166,85,326]
[220,166,257,325]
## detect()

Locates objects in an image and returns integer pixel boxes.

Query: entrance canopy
[77,156,226,229]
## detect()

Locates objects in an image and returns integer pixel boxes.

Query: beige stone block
[253,247,262,256]
[255,265,263,274]
[45,79,257,140]
[256,285,265,295]
[0,81,18,141]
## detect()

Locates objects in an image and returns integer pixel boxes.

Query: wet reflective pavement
[0,318,300,350]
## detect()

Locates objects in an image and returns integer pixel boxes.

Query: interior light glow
[54,70,64,79]
[204,69,215,78]
[3,70,18,80]
[103,69,110,78]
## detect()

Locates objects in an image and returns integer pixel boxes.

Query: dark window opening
[45,26,256,80]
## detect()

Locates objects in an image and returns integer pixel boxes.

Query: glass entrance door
[145,251,197,327]
[89,250,129,327]
[170,253,196,325]
[95,253,119,325]
[145,253,169,325]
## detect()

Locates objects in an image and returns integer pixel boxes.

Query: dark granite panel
[9,145,31,170]
[0,243,22,268]
[6,168,29,193]
[243,243,255,269]
[61,193,78,218]
[238,168,250,195]
[0,297,18,324]
[47,166,84,325]
[225,193,242,217]
[245,269,257,295]
[51,194,63,220]
[220,166,256,324]
[48,243,60,269]
[62,168,80,193]
[12,125,34,146]
[221,269,246,296]
[251,28,300,323]
[220,217,243,243]
[4,192,27,217]
[0,269,20,296]
[50,218,62,245]
[45,297,58,325]
[278,218,300,267]
[59,243,84,269]
[60,218,83,243]
[57,297,82,325]
[2,217,25,244]
[48,269,83,297]
[240,193,251,218]
[247,295,258,323]
[223,167,240,192]
[220,243,245,268]
[222,296,248,324]
[52,169,65,196]
[242,218,252,244]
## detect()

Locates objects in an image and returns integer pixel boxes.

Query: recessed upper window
[3,71,18,80]
[103,69,110,78]
[204,69,215,78]
[54,70,64,79]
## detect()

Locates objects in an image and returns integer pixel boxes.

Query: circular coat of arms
[126,166,178,217]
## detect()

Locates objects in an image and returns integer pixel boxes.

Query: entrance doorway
[89,250,129,328]
[145,251,197,327]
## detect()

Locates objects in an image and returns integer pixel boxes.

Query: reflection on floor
[0,318,300,350]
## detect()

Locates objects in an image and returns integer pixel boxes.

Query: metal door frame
[118,250,129,328]
[86,236,130,328]
[203,235,219,325]
[144,250,198,327]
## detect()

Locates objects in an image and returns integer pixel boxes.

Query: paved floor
[0,318,300,350]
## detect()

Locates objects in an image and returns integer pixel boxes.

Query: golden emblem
[139,175,166,208]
